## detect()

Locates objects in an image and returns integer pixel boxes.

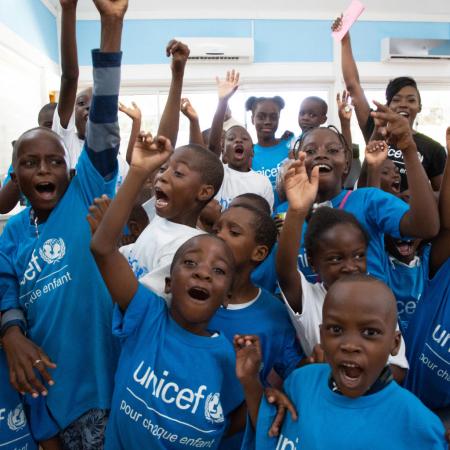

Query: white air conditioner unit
[175,37,254,64]
[381,38,450,61]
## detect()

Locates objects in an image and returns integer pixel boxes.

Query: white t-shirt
[281,271,409,369]
[215,164,274,211]
[120,215,205,298]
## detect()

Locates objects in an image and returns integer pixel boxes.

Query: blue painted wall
[0,0,58,63]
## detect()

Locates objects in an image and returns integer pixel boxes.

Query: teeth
[399,112,409,117]
[342,362,358,368]
[156,199,168,208]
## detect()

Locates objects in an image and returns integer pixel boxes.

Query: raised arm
[57,0,79,129]
[364,140,388,189]
[0,180,20,214]
[89,134,173,310]
[157,40,190,147]
[208,70,240,157]
[119,101,142,164]
[336,90,353,151]
[84,0,127,179]
[276,155,319,314]
[371,103,439,239]
[430,126,450,276]
[180,98,204,146]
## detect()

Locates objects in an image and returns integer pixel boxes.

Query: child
[38,103,57,129]
[236,275,447,449]
[297,96,327,133]
[88,134,244,449]
[288,107,439,285]
[404,127,450,435]
[0,0,127,446]
[276,156,408,379]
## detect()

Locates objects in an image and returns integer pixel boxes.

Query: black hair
[228,204,278,255]
[170,234,236,277]
[302,96,328,115]
[232,193,271,216]
[385,77,421,106]
[245,96,285,114]
[12,127,65,167]
[293,125,352,166]
[38,102,57,123]
[176,144,224,196]
[129,204,149,227]
[225,125,252,139]
[304,207,370,259]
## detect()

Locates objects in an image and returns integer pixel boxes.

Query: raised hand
[180,98,198,122]
[2,327,56,397]
[234,334,262,382]
[119,101,141,121]
[166,40,190,74]
[87,195,111,235]
[365,140,388,167]
[92,0,128,18]
[331,14,343,32]
[337,90,353,122]
[284,153,319,214]
[216,70,240,101]
[371,101,415,152]
[131,132,173,174]
[265,387,298,437]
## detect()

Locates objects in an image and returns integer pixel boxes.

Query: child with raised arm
[237,275,447,449]
[0,0,127,446]
[88,133,244,450]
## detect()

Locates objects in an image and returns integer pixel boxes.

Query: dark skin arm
[429,126,450,277]
[119,101,142,164]
[371,103,439,240]
[180,98,204,146]
[57,0,79,129]
[0,180,20,214]
[276,156,319,314]
[208,70,240,157]
[157,40,190,147]
[89,134,173,311]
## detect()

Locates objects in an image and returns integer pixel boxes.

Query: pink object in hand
[332,0,366,41]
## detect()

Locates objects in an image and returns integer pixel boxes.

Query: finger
[269,405,285,437]
[166,39,177,56]
[15,366,38,397]
[34,353,56,386]
[372,100,391,113]
[234,72,240,85]
[9,369,22,395]
[310,165,320,187]
[86,213,99,234]
[118,102,125,110]
[285,399,298,421]
[336,92,341,103]
[131,101,138,109]
[23,362,46,397]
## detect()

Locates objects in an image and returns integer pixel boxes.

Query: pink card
[332,0,365,41]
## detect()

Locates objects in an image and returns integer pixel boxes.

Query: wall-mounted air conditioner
[381,38,450,61]
[175,37,254,64]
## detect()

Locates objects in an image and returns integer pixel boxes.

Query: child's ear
[251,244,268,265]
[390,329,402,357]
[197,184,215,203]
[164,277,172,295]
[320,115,327,125]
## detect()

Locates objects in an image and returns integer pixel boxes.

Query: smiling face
[153,147,214,225]
[301,128,350,199]
[320,278,401,398]
[75,87,92,140]
[298,98,327,132]
[223,126,253,171]
[384,235,422,264]
[387,85,421,129]
[310,223,367,289]
[12,128,70,221]
[166,235,235,335]
[252,100,280,143]
[380,159,401,195]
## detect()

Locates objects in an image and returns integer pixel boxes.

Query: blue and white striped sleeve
[85,49,122,180]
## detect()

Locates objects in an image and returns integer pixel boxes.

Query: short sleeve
[273,323,304,379]
[112,283,166,340]
[388,329,409,369]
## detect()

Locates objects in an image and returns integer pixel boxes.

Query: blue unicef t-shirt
[276,189,410,284]
[0,350,37,450]
[404,257,450,410]
[0,151,119,434]
[209,288,302,383]
[387,245,431,334]
[249,364,446,450]
[105,284,244,450]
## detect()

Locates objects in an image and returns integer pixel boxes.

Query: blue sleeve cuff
[91,49,122,67]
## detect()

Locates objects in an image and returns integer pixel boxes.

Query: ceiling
[45,0,450,21]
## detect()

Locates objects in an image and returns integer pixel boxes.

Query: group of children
[0,2,449,449]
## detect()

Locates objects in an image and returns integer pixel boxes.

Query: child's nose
[340,340,361,353]
[193,265,212,281]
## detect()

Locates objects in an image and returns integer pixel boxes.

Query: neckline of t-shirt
[226,289,262,310]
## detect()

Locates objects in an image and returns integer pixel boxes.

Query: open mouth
[391,180,401,193]
[154,187,170,209]
[314,163,332,173]
[394,239,414,257]
[35,182,56,199]
[338,362,363,388]
[234,144,244,155]
[187,286,210,301]
[398,111,409,118]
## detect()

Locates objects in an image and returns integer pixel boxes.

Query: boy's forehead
[301,98,325,113]
[15,129,65,158]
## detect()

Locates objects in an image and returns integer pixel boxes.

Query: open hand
[265,387,298,437]
[216,70,240,101]
[131,132,173,174]
[166,40,190,73]
[331,14,343,32]
[87,195,111,235]
[119,101,141,121]
[365,140,388,167]
[180,98,198,121]
[2,327,56,397]
[92,0,128,18]
[234,334,262,382]
[284,153,319,214]
[337,90,353,122]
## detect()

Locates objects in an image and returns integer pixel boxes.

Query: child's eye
[362,328,381,338]
[230,229,241,237]
[354,252,366,260]
[50,158,64,166]
[183,259,196,267]
[327,325,342,334]
[327,148,341,154]
[328,255,342,263]
[174,170,184,177]
[22,160,36,168]
[213,267,226,275]
[304,148,316,155]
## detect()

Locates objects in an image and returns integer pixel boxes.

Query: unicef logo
[39,238,66,264]
[7,404,26,432]
[204,393,224,424]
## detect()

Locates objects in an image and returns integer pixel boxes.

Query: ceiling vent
[381,38,450,61]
